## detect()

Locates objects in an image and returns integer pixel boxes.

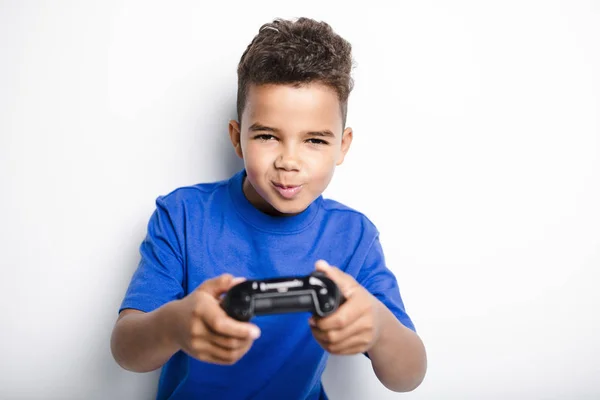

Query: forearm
[367,301,427,392]
[110,301,181,373]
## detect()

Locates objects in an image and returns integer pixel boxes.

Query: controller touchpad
[254,294,313,313]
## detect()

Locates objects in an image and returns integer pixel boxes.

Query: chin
[270,201,309,216]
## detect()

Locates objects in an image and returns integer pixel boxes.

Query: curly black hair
[236,17,354,127]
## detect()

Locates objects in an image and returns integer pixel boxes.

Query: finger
[218,276,247,301]
[310,313,368,345]
[198,274,236,298]
[311,296,367,331]
[227,277,246,290]
[203,353,236,365]
[215,338,253,363]
[204,307,261,340]
[314,260,357,298]
[182,339,233,365]
[329,341,370,356]
[207,332,253,351]
[204,344,250,365]
[184,333,253,365]
[311,326,344,346]
[327,333,374,355]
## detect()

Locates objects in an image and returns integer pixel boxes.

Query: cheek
[304,148,338,173]
[244,142,272,168]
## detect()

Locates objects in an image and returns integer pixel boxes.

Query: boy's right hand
[170,274,261,365]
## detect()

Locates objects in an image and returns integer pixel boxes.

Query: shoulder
[154,176,230,213]
[320,197,380,238]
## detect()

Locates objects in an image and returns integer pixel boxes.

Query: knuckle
[192,299,204,317]
[222,337,236,348]
[221,273,233,281]
[212,319,225,333]
[234,348,246,360]
[190,321,203,337]
[225,351,238,364]
[325,331,336,343]
[214,356,229,365]
[191,337,204,352]
[221,357,234,365]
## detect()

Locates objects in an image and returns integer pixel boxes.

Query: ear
[336,127,353,166]
[228,120,244,159]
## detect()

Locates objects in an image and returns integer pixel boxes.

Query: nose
[274,144,300,171]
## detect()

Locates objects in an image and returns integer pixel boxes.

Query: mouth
[272,181,303,199]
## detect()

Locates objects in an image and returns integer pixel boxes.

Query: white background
[1,1,599,399]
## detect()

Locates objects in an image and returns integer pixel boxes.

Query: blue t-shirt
[120,169,415,400]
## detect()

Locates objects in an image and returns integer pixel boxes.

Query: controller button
[319,288,328,295]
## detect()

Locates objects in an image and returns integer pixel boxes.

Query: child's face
[229,82,353,216]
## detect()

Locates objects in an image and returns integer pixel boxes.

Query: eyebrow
[248,123,335,138]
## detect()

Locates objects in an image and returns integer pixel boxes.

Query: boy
[111,17,427,399]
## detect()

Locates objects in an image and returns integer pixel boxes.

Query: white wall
[1,1,599,399]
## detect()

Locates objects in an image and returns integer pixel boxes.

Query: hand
[171,274,261,365]
[309,260,382,355]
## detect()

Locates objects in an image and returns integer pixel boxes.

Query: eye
[254,134,277,141]
[306,138,329,145]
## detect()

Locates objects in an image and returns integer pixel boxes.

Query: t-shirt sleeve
[119,196,185,314]
[356,235,416,332]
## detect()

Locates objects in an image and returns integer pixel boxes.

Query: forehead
[242,83,343,132]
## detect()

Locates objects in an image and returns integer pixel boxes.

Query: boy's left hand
[309,260,382,355]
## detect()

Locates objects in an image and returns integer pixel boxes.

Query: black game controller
[221,271,345,322]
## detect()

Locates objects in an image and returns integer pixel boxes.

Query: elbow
[110,320,164,374]
[396,347,428,392]
[110,325,130,371]
[380,365,427,392]
[110,322,144,373]
[383,370,426,393]
[376,342,428,393]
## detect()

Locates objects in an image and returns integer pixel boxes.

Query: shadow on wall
[95,217,161,400]
[95,103,243,400]
[193,95,245,181]
[221,99,245,177]
[322,354,374,399]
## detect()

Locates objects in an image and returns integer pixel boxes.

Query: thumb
[315,260,357,298]
[198,274,245,298]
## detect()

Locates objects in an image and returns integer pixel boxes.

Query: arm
[113,197,259,372]
[111,275,260,373]
[111,196,185,372]
[112,194,187,372]
[110,304,180,373]
[367,300,427,392]
[310,260,427,392]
